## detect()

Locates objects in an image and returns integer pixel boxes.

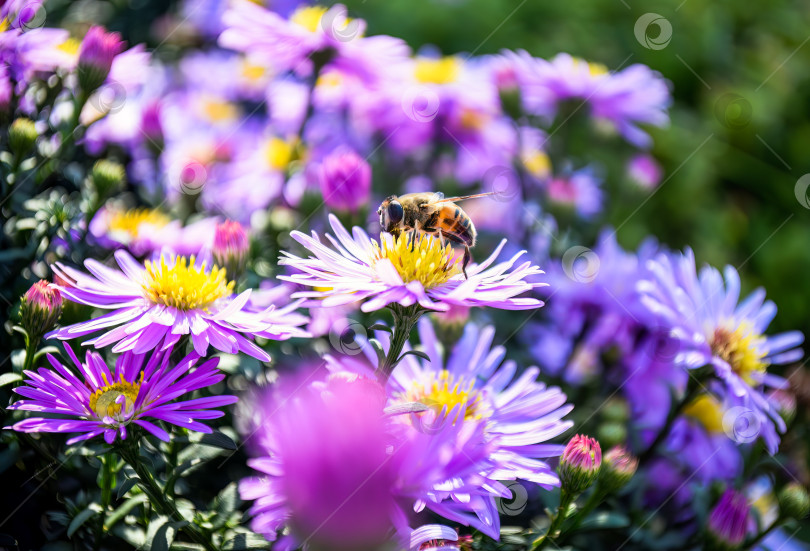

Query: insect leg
[462,245,471,279]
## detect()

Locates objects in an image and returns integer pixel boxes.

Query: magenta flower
[78,26,124,92]
[318,148,371,213]
[47,250,308,361]
[558,434,602,493]
[6,345,236,444]
[212,219,249,279]
[707,489,750,548]
[239,372,492,550]
[20,280,62,337]
[280,214,545,313]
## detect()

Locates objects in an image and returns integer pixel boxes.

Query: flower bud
[19,280,62,339]
[707,489,749,550]
[141,101,164,153]
[319,149,371,213]
[777,483,809,520]
[558,434,601,494]
[598,446,638,492]
[9,118,37,156]
[78,26,124,94]
[213,220,249,281]
[91,159,126,198]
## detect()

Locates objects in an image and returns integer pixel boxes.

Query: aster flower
[280,214,545,313]
[707,489,750,549]
[77,26,124,93]
[325,318,573,538]
[318,148,371,213]
[640,249,804,452]
[219,1,410,82]
[20,280,62,338]
[6,344,236,444]
[46,250,308,361]
[546,166,604,219]
[558,434,602,493]
[504,50,671,147]
[239,372,492,550]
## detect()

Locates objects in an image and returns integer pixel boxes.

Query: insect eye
[387,201,404,224]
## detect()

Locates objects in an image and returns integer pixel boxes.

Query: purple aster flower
[78,26,124,93]
[707,489,751,548]
[318,148,372,213]
[46,250,308,361]
[640,249,804,453]
[324,318,572,538]
[6,344,236,444]
[239,371,492,549]
[280,214,545,313]
[219,2,410,82]
[627,153,663,189]
[505,51,671,147]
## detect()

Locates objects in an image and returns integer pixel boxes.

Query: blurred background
[42,0,810,336]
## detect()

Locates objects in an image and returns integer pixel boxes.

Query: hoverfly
[377,191,497,278]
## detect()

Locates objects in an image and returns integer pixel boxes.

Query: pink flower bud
[707,489,750,549]
[20,280,62,338]
[213,220,249,281]
[558,434,601,493]
[78,26,124,94]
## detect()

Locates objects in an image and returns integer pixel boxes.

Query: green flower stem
[21,331,41,374]
[638,375,703,463]
[378,304,424,379]
[94,453,115,551]
[560,486,607,538]
[117,440,217,551]
[532,489,576,551]
[744,515,785,550]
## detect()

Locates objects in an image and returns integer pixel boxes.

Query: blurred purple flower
[627,153,663,189]
[319,148,372,212]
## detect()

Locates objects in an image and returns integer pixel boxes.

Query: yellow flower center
[399,370,485,421]
[88,373,141,419]
[523,151,551,179]
[683,394,725,433]
[317,71,344,89]
[142,255,234,311]
[241,59,267,81]
[108,208,170,239]
[414,56,461,85]
[572,58,609,77]
[290,5,328,32]
[57,38,81,56]
[458,107,488,131]
[264,137,298,171]
[709,323,768,385]
[0,18,9,33]
[373,233,460,289]
[202,98,239,123]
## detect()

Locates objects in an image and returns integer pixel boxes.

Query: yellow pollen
[290,5,328,32]
[572,58,609,77]
[57,37,80,56]
[88,373,141,419]
[373,233,460,289]
[108,208,170,239]
[683,394,725,434]
[264,137,297,171]
[523,151,551,179]
[709,322,768,386]
[142,255,234,311]
[458,108,488,131]
[241,59,267,81]
[317,71,344,89]
[202,98,239,122]
[1,18,10,33]
[401,370,484,421]
[414,56,461,85]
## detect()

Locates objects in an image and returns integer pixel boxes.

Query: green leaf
[367,324,393,334]
[145,516,187,551]
[169,544,206,551]
[0,373,23,387]
[579,511,630,531]
[67,503,101,537]
[211,483,241,519]
[174,444,227,477]
[33,346,61,360]
[397,349,430,363]
[105,494,147,530]
[116,477,139,499]
[199,431,237,450]
[368,338,386,368]
[221,533,271,550]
